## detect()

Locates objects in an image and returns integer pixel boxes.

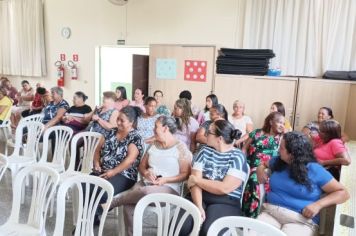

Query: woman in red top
[21,85,47,117]
[314,119,351,180]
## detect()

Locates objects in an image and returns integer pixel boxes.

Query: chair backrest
[8,164,59,230]
[68,131,102,173]
[40,125,73,168]
[12,120,44,158]
[53,175,114,236]
[241,164,250,207]
[0,155,8,181]
[19,113,44,124]
[133,193,202,236]
[207,216,287,236]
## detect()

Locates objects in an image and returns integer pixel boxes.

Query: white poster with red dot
[184,60,207,82]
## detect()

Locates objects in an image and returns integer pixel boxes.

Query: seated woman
[314,119,351,180]
[129,88,145,112]
[256,131,349,236]
[42,87,69,130]
[92,106,145,223]
[114,86,129,111]
[180,120,247,236]
[86,91,119,138]
[154,90,170,116]
[242,112,285,218]
[62,91,92,134]
[109,115,192,236]
[11,80,34,128]
[196,104,227,148]
[228,100,253,147]
[196,94,218,125]
[136,96,159,146]
[173,98,199,152]
[1,78,18,105]
[270,101,292,132]
[302,107,334,147]
[0,87,13,124]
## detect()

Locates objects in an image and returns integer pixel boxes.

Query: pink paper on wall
[184,60,207,82]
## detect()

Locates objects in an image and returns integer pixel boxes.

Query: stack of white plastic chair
[207,216,287,236]
[53,174,114,236]
[4,120,44,181]
[0,164,60,236]
[5,113,44,156]
[39,125,73,217]
[133,193,202,236]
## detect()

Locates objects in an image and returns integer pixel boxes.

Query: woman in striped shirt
[181,120,249,236]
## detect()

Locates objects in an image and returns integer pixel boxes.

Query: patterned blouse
[100,129,144,181]
[42,99,69,124]
[87,108,115,137]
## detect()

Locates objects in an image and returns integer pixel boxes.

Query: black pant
[21,109,42,118]
[88,173,136,217]
[179,191,242,236]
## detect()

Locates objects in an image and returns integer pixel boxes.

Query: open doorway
[95,46,149,105]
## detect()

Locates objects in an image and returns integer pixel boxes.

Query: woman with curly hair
[256,131,349,235]
[172,98,199,152]
[242,112,285,218]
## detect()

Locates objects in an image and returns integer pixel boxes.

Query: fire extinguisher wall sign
[55,61,65,87]
[68,60,78,80]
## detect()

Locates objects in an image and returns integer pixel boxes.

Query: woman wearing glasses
[180,120,248,236]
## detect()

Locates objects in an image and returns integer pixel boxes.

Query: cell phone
[340,214,354,228]
[92,168,103,176]
[156,175,162,179]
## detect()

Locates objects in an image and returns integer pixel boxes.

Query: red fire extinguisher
[55,61,65,87]
[68,60,78,80]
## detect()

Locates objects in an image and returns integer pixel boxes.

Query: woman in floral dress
[242,112,285,218]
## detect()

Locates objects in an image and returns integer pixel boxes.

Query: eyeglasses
[205,130,217,137]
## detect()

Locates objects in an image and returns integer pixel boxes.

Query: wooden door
[214,75,298,129]
[294,78,351,132]
[132,54,149,100]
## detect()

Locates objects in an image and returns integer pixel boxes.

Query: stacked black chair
[216,48,275,75]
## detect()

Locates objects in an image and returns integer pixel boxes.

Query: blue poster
[156,58,177,80]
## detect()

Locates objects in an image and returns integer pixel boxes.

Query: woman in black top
[62,91,92,133]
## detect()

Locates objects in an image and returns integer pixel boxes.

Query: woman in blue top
[256,131,349,235]
[180,120,248,236]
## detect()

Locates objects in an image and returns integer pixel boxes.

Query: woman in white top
[228,100,253,147]
[110,115,192,236]
[11,80,34,127]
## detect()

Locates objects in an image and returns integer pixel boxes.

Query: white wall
[10,0,240,106]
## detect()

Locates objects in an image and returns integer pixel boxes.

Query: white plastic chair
[0,164,60,236]
[5,120,44,180]
[0,109,12,152]
[58,131,102,224]
[5,113,44,156]
[133,193,202,236]
[61,131,102,179]
[53,174,114,236]
[207,216,287,236]
[39,126,73,217]
[39,125,73,173]
[0,155,8,181]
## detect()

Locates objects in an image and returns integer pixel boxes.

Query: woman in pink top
[129,88,145,113]
[114,86,129,111]
[314,119,351,180]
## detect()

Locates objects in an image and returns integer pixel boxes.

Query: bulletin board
[148,44,216,111]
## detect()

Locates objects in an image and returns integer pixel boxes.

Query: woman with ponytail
[180,120,249,236]
[91,105,145,225]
